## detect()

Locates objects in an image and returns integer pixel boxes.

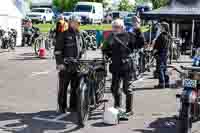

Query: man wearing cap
[154,22,172,88]
[54,16,84,113]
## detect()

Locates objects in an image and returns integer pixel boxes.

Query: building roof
[141,0,200,20]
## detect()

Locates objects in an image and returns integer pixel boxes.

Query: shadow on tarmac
[0,111,82,133]
[133,117,177,133]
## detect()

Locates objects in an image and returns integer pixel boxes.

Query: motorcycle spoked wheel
[178,102,192,133]
[34,39,41,55]
[77,77,91,127]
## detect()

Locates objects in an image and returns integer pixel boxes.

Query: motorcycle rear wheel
[178,103,192,133]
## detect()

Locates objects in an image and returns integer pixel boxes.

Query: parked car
[63,12,73,21]
[73,2,103,24]
[27,8,54,24]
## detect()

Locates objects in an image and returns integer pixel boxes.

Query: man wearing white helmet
[55,15,84,113]
[102,19,136,118]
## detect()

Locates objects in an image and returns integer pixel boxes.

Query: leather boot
[126,94,134,116]
[114,94,122,108]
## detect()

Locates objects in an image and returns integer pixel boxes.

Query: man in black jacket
[54,16,84,113]
[154,22,172,88]
[129,16,147,73]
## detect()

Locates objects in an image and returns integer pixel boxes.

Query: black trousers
[22,34,32,46]
[111,72,133,112]
[57,70,79,111]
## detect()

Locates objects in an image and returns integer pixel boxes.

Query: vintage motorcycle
[176,53,200,133]
[1,28,17,50]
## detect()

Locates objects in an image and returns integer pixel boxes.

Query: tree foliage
[118,0,134,11]
[151,0,169,9]
[53,0,78,11]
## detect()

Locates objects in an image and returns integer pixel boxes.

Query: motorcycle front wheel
[77,77,90,127]
[178,102,192,133]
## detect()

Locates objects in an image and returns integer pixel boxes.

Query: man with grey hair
[102,19,136,118]
[55,16,84,113]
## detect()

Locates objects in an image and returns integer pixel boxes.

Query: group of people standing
[54,14,172,120]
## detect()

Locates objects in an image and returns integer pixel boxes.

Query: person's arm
[154,34,162,51]
[137,28,147,49]
[128,32,136,52]
[54,32,65,65]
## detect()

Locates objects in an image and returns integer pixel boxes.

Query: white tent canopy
[0,0,23,46]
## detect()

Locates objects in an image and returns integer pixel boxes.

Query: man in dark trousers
[54,16,84,113]
[154,22,172,88]
[102,19,136,118]
[129,16,147,73]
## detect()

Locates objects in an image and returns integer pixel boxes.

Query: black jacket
[54,28,84,65]
[134,28,146,49]
[154,32,172,53]
[103,32,136,73]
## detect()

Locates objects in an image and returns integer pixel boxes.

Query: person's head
[69,16,81,31]
[58,14,64,21]
[111,19,124,33]
[160,21,170,33]
[132,16,141,29]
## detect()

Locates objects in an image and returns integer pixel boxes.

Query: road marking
[30,71,50,77]
[33,117,72,124]
[32,112,71,124]
[0,119,28,132]
[54,113,68,120]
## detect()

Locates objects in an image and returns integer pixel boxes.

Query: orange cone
[39,48,46,58]
[38,38,46,59]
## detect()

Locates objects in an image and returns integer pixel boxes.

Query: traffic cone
[38,38,46,59]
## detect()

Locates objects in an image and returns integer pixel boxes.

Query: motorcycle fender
[182,90,197,103]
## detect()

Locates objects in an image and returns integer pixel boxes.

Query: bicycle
[64,58,108,127]
[33,34,45,55]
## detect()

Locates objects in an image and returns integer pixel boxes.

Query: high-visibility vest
[57,20,68,32]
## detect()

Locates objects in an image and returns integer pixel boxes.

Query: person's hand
[56,64,66,71]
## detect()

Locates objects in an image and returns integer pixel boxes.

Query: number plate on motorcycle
[183,79,197,88]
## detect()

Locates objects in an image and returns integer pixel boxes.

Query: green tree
[53,0,78,12]
[151,0,169,9]
[79,0,103,2]
[118,0,134,11]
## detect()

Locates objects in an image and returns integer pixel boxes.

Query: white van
[73,2,103,24]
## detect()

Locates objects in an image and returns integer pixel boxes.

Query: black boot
[114,94,122,109]
[126,94,134,116]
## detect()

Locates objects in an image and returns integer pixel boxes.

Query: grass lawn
[33,23,112,33]
[33,23,150,33]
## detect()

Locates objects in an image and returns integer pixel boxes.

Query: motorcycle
[85,31,97,50]
[22,26,40,47]
[175,51,200,133]
[0,27,5,48]
[1,29,17,50]
[170,38,182,62]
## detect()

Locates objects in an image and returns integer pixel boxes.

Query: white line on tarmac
[32,117,73,124]
[29,69,57,77]
[54,113,69,120]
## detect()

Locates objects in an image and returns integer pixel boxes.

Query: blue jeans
[157,51,169,85]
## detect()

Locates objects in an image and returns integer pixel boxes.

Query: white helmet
[103,107,119,125]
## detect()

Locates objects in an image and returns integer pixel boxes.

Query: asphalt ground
[0,47,199,133]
